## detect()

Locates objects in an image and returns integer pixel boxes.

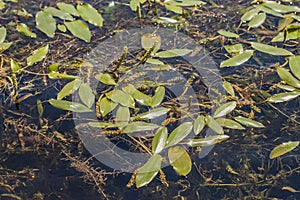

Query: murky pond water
[1,0,300,199]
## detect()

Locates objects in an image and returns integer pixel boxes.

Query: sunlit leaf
[49,99,92,112]
[37,99,43,117]
[77,3,103,27]
[155,17,179,24]
[289,56,300,80]
[57,79,82,100]
[116,105,130,127]
[0,27,6,43]
[122,122,160,133]
[48,71,79,80]
[132,89,152,106]
[141,33,161,51]
[99,97,117,117]
[224,44,243,54]
[57,2,79,16]
[258,5,283,17]
[248,12,266,28]
[145,58,164,65]
[270,141,299,159]
[130,0,140,11]
[268,91,300,103]
[220,50,254,67]
[234,116,264,128]
[165,122,193,148]
[151,86,165,107]
[165,4,182,14]
[88,121,120,128]
[193,115,205,135]
[168,146,191,176]
[185,135,230,147]
[0,42,12,52]
[96,73,116,86]
[223,81,235,96]
[206,115,224,134]
[10,59,20,74]
[44,7,74,20]
[17,23,36,38]
[217,30,239,38]
[215,118,245,130]
[36,11,56,38]
[108,89,135,108]
[79,83,95,108]
[213,101,236,118]
[138,107,170,120]
[263,2,300,13]
[277,67,300,88]
[251,42,293,56]
[26,45,49,67]
[136,154,162,188]
[276,83,297,91]
[57,24,67,32]
[164,0,205,6]
[155,49,192,58]
[241,8,260,22]
[64,20,91,42]
[152,127,168,154]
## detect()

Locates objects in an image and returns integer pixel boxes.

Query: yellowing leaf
[270,141,299,159]
[220,50,253,67]
[26,45,49,67]
[77,3,103,27]
[251,42,293,56]
[168,146,191,176]
[36,11,56,38]
[64,20,91,42]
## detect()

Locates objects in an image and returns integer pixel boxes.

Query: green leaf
[258,5,283,18]
[36,11,56,38]
[213,101,236,118]
[145,58,164,65]
[220,50,254,67]
[130,0,140,11]
[234,116,264,128]
[215,118,245,130]
[165,122,193,148]
[0,42,12,52]
[57,24,67,32]
[223,81,235,96]
[77,3,103,27]
[276,83,297,91]
[116,105,130,127]
[168,146,191,176]
[138,107,170,120]
[241,8,260,22]
[0,27,6,43]
[206,115,224,134]
[152,127,168,154]
[99,97,117,117]
[164,0,205,6]
[251,42,293,56]
[17,23,36,38]
[64,20,91,42]
[184,135,230,147]
[122,122,160,133]
[57,2,79,16]
[165,4,182,14]
[248,12,266,28]
[263,2,300,13]
[268,91,300,103]
[88,122,120,128]
[26,45,49,67]
[37,99,44,118]
[217,30,239,38]
[151,86,165,107]
[224,44,243,54]
[277,67,300,88]
[132,89,152,106]
[155,17,179,24]
[44,7,74,20]
[48,71,79,80]
[49,99,92,112]
[79,83,95,108]
[141,33,161,51]
[96,73,117,85]
[57,79,82,100]
[289,56,300,80]
[108,89,135,108]
[136,154,162,188]
[10,59,20,74]
[270,141,299,159]
[155,49,192,58]
[193,115,205,135]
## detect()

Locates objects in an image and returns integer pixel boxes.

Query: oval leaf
[168,146,191,176]
[165,122,193,148]
[234,116,264,128]
[77,3,103,27]
[193,115,205,135]
[99,97,117,117]
[152,127,168,154]
[57,2,79,16]
[0,27,6,43]
[263,2,300,13]
[27,45,49,67]
[217,30,239,38]
[248,12,266,28]
[64,20,91,42]
[138,107,170,120]
[215,118,245,130]
[108,89,135,108]
[268,91,300,103]
[96,73,117,85]
[136,154,162,188]
[57,79,82,100]
[213,101,237,118]
[151,86,165,107]
[206,115,224,134]
[223,81,235,96]
[270,141,299,159]
[277,67,300,88]
[49,99,92,112]
[116,105,130,127]
[17,23,36,38]
[44,7,74,20]
[155,49,192,58]
[220,50,253,67]
[132,90,152,106]
[289,56,300,80]
[36,11,56,38]
[251,42,293,56]
[122,122,160,133]
[79,83,95,108]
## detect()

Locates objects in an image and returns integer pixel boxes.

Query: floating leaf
[0,27,6,43]
[49,99,92,112]
[48,71,79,80]
[79,83,95,108]
[206,115,224,134]
[248,12,266,28]
[165,4,182,14]
[155,17,178,24]
[168,146,191,176]
[152,127,168,154]
[193,115,205,135]
[57,2,79,16]
[99,97,117,117]
[141,33,161,51]
[251,42,293,56]
[217,30,239,38]
[151,86,165,107]
[108,89,135,108]
[146,64,172,70]
[185,135,230,147]
[116,106,130,127]
[64,20,91,42]
[224,44,243,54]
[36,11,56,38]
[145,58,164,65]
[17,23,36,38]
[215,118,245,130]
[10,59,20,74]
[96,73,117,86]
[37,99,44,117]
[44,7,74,20]
[136,154,162,188]
[26,45,49,67]
[263,2,300,13]
[77,3,103,27]
[277,67,300,88]
[241,8,260,22]
[122,122,160,133]
[88,122,120,128]
[223,81,235,96]
[277,83,297,91]
[0,42,12,52]
[220,50,254,67]
[130,0,140,11]
[164,0,205,6]
[132,89,152,106]
[155,49,192,58]
[234,116,264,128]
[213,101,236,118]
[138,107,170,120]
[57,24,67,32]
[289,56,300,80]
[57,79,82,100]
[268,91,300,103]
[270,141,299,159]
[165,122,193,148]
